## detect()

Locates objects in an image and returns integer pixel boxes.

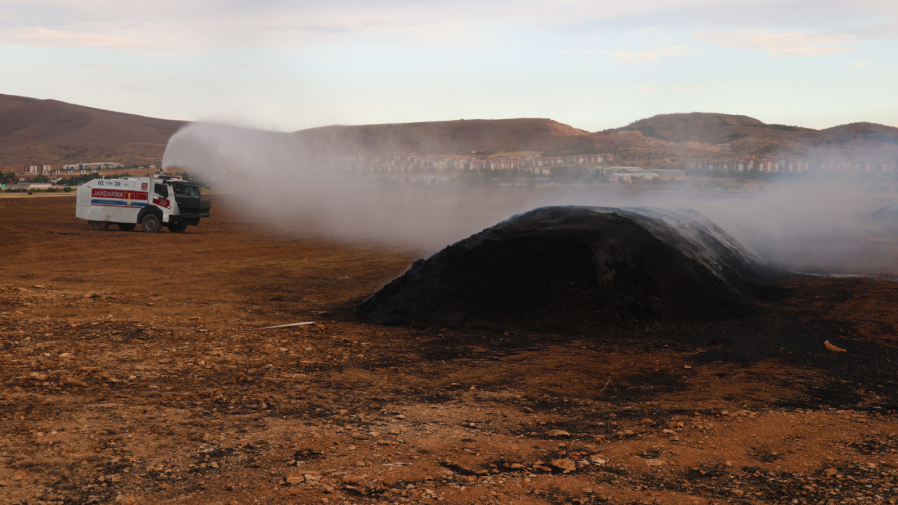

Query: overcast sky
[1,0,896,131]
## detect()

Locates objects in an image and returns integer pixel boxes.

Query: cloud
[635,84,726,93]
[0,0,895,51]
[850,59,871,67]
[603,45,689,61]
[1,27,152,48]
[695,30,856,56]
[579,49,596,54]
[665,86,704,91]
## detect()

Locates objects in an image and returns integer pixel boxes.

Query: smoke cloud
[163,122,898,276]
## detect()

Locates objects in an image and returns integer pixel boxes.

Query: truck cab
[76,176,210,233]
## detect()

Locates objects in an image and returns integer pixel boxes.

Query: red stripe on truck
[91,189,148,200]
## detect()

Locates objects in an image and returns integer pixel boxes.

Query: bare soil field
[1,195,897,505]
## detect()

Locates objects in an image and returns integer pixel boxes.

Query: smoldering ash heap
[356,206,765,335]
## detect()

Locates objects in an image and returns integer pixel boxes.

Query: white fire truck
[75,176,210,233]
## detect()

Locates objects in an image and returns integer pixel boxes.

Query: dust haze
[163,122,898,276]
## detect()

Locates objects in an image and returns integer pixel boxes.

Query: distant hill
[292,118,610,157]
[600,113,776,143]
[0,94,184,166]
[815,122,898,147]
[1,94,896,168]
[601,113,898,157]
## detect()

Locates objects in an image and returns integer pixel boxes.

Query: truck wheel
[118,223,136,231]
[141,214,161,233]
[89,220,109,231]
[168,223,188,233]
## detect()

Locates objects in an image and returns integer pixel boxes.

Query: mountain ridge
[0,94,895,166]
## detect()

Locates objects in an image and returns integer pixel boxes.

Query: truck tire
[89,220,109,231]
[118,223,136,231]
[141,214,161,233]
[168,223,188,233]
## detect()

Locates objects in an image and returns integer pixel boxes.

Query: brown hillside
[293,118,608,156]
[2,94,896,168]
[601,112,815,148]
[0,94,184,166]
[815,122,898,147]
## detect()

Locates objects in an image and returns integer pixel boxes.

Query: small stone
[28,372,48,381]
[547,429,570,438]
[342,474,362,484]
[589,455,606,465]
[388,427,402,435]
[684,365,692,369]
[550,459,576,472]
[114,494,138,505]
[725,460,734,467]
[61,377,88,387]
[646,459,664,466]
[825,467,838,477]
[509,463,525,469]
[285,472,305,485]
[59,353,74,359]
[97,372,120,383]
[824,340,847,353]
[663,429,675,434]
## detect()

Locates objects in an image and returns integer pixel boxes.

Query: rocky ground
[1,195,897,505]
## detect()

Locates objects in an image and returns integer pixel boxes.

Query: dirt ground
[1,195,897,505]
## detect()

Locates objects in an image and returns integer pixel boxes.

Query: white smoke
[163,122,898,275]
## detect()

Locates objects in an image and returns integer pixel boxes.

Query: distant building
[610,172,659,183]
[689,157,897,174]
[25,164,51,174]
[12,182,52,189]
[654,169,685,178]
[62,162,123,171]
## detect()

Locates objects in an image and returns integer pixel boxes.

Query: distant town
[2,150,897,192]
[0,161,163,190]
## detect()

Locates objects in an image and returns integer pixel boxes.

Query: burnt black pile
[356,206,764,334]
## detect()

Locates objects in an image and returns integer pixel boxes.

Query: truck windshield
[173,184,201,199]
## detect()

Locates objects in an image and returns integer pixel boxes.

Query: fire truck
[75,176,210,233]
